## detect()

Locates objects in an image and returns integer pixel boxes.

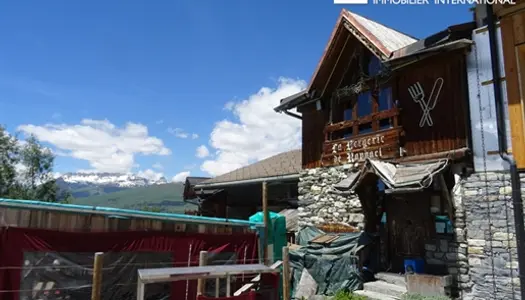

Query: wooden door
[385,193,434,273]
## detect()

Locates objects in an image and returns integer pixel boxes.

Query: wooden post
[262,181,269,265]
[91,252,104,300]
[196,251,208,296]
[282,247,291,300]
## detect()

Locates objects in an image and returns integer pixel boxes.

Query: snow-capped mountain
[59,172,168,187]
[56,172,169,199]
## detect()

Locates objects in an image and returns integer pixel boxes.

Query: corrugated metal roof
[345,11,417,56]
[198,149,301,186]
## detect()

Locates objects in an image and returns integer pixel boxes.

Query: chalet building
[275,8,525,299]
[183,150,300,222]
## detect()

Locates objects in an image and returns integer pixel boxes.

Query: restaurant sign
[331,134,387,164]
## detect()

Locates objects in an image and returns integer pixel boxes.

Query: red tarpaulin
[0,227,258,300]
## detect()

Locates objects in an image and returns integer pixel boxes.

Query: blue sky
[0,0,473,181]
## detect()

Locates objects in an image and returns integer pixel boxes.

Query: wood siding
[395,52,470,157]
[0,207,253,234]
[499,10,525,169]
[301,51,471,168]
[302,109,326,169]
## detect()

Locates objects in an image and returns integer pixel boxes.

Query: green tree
[0,127,62,202]
[0,126,19,198]
[18,136,57,201]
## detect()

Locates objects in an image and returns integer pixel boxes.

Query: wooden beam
[282,247,291,300]
[196,251,208,296]
[320,34,351,98]
[501,16,525,168]
[438,174,455,224]
[91,252,104,300]
[262,181,269,265]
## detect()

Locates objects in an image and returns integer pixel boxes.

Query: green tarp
[290,227,368,297]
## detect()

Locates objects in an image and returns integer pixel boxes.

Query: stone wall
[297,164,525,299]
[297,165,364,229]
[458,171,525,300]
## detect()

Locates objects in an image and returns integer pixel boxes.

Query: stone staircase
[354,273,407,300]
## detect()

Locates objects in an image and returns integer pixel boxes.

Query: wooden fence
[0,204,257,234]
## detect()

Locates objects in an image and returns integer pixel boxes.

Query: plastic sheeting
[21,252,173,300]
[290,227,368,297]
[0,227,258,300]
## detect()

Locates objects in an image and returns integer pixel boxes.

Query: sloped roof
[185,177,211,186]
[308,9,416,93]
[196,149,301,187]
[344,11,417,56]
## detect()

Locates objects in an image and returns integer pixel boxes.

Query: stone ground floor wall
[297,165,364,229]
[458,172,525,300]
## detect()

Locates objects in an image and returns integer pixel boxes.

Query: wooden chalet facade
[275,8,525,299]
[277,10,474,170]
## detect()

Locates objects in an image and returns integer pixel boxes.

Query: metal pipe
[486,5,525,299]
[283,110,302,120]
[194,173,300,189]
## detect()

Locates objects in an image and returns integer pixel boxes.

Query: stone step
[363,281,407,298]
[354,289,400,300]
[375,272,406,287]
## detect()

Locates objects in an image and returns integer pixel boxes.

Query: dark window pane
[359,123,372,134]
[380,118,393,130]
[368,55,382,77]
[357,92,372,117]
[344,108,352,120]
[379,87,393,111]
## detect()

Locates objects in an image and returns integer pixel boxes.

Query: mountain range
[56,172,193,213]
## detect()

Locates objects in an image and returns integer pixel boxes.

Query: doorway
[384,193,435,273]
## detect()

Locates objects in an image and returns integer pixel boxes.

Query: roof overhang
[194,173,300,190]
[385,39,473,69]
[274,90,310,113]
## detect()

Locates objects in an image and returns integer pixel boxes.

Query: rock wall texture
[297,165,525,300]
[458,171,525,300]
[297,165,364,229]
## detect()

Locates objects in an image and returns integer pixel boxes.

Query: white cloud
[167,127,199,139]
[168,127,188,138]
[137,169,165,181]
[18,119,171,173]
[152,163,164,170]
[172,171,190,182]
[184,164,197,170]
[156,119,164,125]
[51,113,62,120]
[224,101,235,111]
[196,145,210,158]
[201,77,305,176]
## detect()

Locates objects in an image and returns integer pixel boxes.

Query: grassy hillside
[72,183,196,213]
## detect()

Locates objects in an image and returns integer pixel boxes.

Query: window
[379,87,394,130]
[378,87,393,111]
[368,55,382,77]
[357,91,372,117]
[344,107,353,121]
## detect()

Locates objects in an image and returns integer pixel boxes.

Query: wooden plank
[501,16,525,169]
[512,11,525,45]
[324,108,400,134]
